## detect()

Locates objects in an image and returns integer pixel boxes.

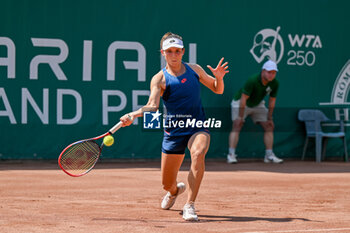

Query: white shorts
[231,99,268,123]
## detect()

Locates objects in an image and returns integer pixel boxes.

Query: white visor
[162,37,184,50]
[262,60,278,71]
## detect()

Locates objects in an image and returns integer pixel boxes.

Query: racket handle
[109,121,123,134]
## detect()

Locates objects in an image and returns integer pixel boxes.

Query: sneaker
[161,182,186,210]
[182,202,199,221]
[227,153,238,164]
[264,153,283,164]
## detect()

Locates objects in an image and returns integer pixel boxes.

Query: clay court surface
[1,160,350,233]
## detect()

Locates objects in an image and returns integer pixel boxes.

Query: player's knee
[190,151,205,170]
[233,125,242,132]
[231,122,235,131]
[233,120,243,131]
[262,123,274,131]
[267,125,274,131]
[191,148,206,160]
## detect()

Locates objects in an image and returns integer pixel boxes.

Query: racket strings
[60,140,100,175]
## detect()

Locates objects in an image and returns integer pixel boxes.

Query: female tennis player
[120,32,229,221]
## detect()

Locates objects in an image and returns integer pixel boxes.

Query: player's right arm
[234,93,249,129]
[238,93,249,120]
[120,71,165,126]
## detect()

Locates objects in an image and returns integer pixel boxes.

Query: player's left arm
[267,97,276,121]
[268,79,279,121]
[189,57,229,94]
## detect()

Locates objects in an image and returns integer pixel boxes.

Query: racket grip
[109,121,123,134]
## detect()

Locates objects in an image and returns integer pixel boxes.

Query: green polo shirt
[233,73,279,107]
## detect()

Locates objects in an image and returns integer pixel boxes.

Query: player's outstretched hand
[120,114,134,127]
[207,57,229,80]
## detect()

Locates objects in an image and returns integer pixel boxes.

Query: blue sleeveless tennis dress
[161,63,209,154]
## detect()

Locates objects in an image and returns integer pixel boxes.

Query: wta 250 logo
[250,26,322,66]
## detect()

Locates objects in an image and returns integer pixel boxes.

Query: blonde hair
[160,32,183,50]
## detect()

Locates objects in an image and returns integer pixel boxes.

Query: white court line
[245,227,350,233]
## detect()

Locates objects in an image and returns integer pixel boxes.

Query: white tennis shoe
[227,153,238,164]
[264,153,283,163]
[182,202,198,221]
[161,182,186,210]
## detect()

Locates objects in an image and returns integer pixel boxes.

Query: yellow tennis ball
[103,135,114,147]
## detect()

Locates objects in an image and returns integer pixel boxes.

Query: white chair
[298,109,348,162]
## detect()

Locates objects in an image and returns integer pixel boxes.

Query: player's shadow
[196,214,312,223]
[172,210,313,223]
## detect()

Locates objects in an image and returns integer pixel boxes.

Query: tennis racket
[58,121,123,177]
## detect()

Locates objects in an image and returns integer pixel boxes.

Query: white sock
[229,148,235,155]
[265,149,273,156]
